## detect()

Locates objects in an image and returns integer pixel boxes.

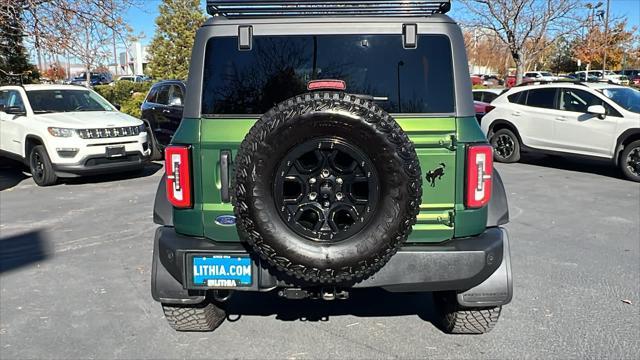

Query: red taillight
[466,145,493,208]
[307,79,347,91]
[165,145,192,208]
[485,105,496,114]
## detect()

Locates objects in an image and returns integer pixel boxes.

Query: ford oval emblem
[215,215,236,226]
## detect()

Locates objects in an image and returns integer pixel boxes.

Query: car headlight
[48,127,75,137]
[138,124,147,133]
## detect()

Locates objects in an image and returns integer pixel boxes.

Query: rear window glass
[525,88,557,109]
[201,34,455,115]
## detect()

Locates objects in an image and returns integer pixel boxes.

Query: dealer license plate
[192,255,252,287]
[106,146,125,158]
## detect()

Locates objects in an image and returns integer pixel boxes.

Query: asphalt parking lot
[0,154,638,359]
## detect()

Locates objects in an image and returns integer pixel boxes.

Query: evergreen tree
[0,4,38,84]
[147,0,205,80]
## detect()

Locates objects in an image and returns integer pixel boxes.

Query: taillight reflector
[466,145,493,208]
[165,145,192,208]
[485,105,496,114]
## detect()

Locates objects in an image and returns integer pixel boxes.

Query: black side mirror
[4,106,26,116]
[114,104,121,111]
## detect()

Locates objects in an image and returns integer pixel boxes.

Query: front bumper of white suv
[48,130,151,177]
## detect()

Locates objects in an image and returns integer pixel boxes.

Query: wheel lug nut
[336,192,343,200]
[323,201,330,207]
[321,169,330,178]
[336,177,343,185]
[309,178,316,184]
[309,192,317,200]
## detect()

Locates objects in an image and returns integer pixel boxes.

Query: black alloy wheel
[491,128,521,163]
[274,138,379,242]
[620,140,640,182]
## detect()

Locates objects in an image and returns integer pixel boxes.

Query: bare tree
[459,0,582,84]
[3,0,140,78]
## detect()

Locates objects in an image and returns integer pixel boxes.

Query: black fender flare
[24,134,46,161]
[614,128,640,165]
[487,169,509,227]
[486,119,522,142]
[153,176,173,226]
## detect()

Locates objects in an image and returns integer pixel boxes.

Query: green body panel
[174,115,488,244]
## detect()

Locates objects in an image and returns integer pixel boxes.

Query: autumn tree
[574,20,637,71]
[147,0,206,80]
[459,0,582,84]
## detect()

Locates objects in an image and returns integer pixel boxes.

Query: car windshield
[202,34,455,115]
[26,89,113,113]
[600,87,640,113]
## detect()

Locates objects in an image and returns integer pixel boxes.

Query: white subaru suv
[480,81,640,181]
[0,84,151,186]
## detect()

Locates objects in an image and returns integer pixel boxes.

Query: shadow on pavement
[0,158,29,191]
[0,230,52,273]
[518,152,622,179]
[225,288,440,324]
[61,162,163,185]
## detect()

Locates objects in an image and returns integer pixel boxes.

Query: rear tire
[491,128,521,163]
[161,301,226,332]
[620,140,640,182]
[29,145,57,186]
[434,292,502,334]
[146,127,163,161]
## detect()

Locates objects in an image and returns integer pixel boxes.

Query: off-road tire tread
[441,306,502,334]
[161,302,226,332]
[234,92,422,284]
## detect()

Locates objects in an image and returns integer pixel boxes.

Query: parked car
[117,75,147,83]
[618,69,640,84]
[0,84,150,186]
[569,72,599,82]
[71,72,113,86]
[470,74,483,85]
[481,82,640,181]
[472,88,505,122]
[524,71,558,81]
[574,70,627,85]
[140,80,185,160]
[151,0,513,335]
[505,75,534,88]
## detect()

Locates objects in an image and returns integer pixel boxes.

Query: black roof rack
[206,0,451,18]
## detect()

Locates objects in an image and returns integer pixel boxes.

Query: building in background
[119,41,149,76]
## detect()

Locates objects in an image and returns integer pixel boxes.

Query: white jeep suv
[481,82,640,181]
[0,84,151,186]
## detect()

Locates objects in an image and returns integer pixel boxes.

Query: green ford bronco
[151,0,512,334]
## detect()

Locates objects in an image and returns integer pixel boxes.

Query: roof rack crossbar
[207,0,451,18]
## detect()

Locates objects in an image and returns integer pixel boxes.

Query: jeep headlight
[138,124,146,133]
[48,127,74,137]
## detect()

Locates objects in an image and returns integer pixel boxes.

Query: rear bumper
[151,226,512,307]
[52,151,149,176]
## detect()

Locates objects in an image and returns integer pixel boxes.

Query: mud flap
[457,227,513,307]
[151,228,205,305]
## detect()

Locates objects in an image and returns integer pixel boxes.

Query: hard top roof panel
[206,0,451,18]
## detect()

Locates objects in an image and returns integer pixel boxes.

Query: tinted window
[473,92,483,101]
[559,88,620,115]
[525,88,556,109]
[508,90,527,105]
[156,86,170,105]
[0,90,25,111]
[202,35,455,115]
[169,85,184,106]
[484,92,498,103]
[146,87,158,103]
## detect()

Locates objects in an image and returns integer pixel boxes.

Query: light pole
[585,2,603,75]
[602,0,610,72]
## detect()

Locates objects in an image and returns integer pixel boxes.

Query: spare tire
[234,92,422,284]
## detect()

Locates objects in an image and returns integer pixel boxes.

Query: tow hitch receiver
[278,288,349,300]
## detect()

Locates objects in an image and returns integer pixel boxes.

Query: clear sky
[126,0,639,46]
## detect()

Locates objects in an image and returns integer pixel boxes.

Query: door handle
[555,116,566,121]
[220,150,232,203]
[512,111,521,116]
[162,109,171,113]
